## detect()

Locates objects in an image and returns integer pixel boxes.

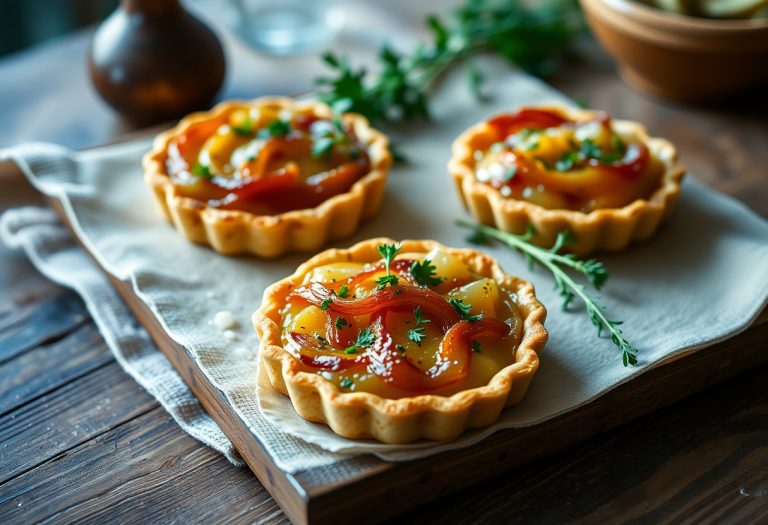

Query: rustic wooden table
[1,4,767,523]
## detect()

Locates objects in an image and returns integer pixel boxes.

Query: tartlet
[144,97,392,257]
[449,105,685,255]
[253,238,548,444]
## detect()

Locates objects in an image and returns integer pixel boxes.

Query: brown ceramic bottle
[88,0,226,125]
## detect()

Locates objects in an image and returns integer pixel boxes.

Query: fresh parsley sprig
[457,220,636,366]
[410,259,444,287]
[258,119,292,139]
[345,326,375,354]
[408,306,431,344]
[315,0,582,126]
[449,298,484,322]
[375,242,402,289]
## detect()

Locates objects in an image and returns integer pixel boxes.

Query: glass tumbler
[230,0,344,55]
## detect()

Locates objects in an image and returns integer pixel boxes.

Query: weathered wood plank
[295,320,768,525]
[390,365,768,525]
[0,322,113,414]
[0,362,157,483]
[0,291,88,364]
[0,408,283,525]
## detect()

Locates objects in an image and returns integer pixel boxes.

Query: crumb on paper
[223,330,239,342]
[213,310,237,330]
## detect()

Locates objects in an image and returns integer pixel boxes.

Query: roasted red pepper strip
[285,332,366,371]
[286,283,512,392]
[289,283,461,332]
[487,108,569,139]
[367,312,511,391]
[341,259,420,290]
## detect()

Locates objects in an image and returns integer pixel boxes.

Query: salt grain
[213,310,237,330]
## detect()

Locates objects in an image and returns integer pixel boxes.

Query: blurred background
[0,0,117,57]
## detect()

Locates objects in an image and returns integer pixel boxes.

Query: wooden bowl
[580,0,768,101]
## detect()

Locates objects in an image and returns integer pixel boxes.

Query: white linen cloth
[2,64,767,473]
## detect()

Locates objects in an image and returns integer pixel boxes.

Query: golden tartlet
[144,97,392,257]
[449,105,685,255]
[253,238,548,444]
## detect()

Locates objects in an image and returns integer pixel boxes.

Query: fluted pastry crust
[448,105,685,255]
[144,97,392,258]
[253,238,548,444]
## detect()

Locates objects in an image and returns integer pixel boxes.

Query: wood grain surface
[1,6,767,523]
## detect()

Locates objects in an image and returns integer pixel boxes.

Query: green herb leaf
[335,317,348,330]
[315,1,582,126]
[257,119,292,139]
[320,297,333,311]
[448,298,483,322]
[231,117,253,136]
[340,377,353,388]
[345,326,375,354]
[375,274,399,290]
[410,259,444,287]
[471,340,482,353]
[554,151,579,172]
[456,220,636,366]
[337,284,349,298]
[191,163,212,179]
[408,327,426,344]
[414,306,430,326]
[312,136,335,158]
[611,133,625,154]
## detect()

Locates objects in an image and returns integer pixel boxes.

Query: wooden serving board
[41,189,768,525]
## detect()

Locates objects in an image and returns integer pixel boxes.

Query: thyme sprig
[457,220,637,366]
[315,0,582,126]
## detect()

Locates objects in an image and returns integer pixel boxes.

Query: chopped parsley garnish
[336,284,349,298]
[231,117,253,136]
[345,326,375,354]
[375,274,399,289]
[408,327,425,344]
[611,133,625,154]
[410,259,444,287]
[191,163,212,179]
[407,306,431,344]
[449,298,483,322]
[553,136,626,172]
[554,151,579,172]
[340,377,353,388]
[375,242,401,289]
[257,119,292,139]
[579,138,601,159]
[335,317,348,330]
[395,344,406,352]
[471,340,482,353]
[320,297,333,311]
[311,116,351,158]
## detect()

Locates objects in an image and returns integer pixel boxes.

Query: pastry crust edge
[143,97,392,258]
[448,104,686,255]
[253,238,548,444]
